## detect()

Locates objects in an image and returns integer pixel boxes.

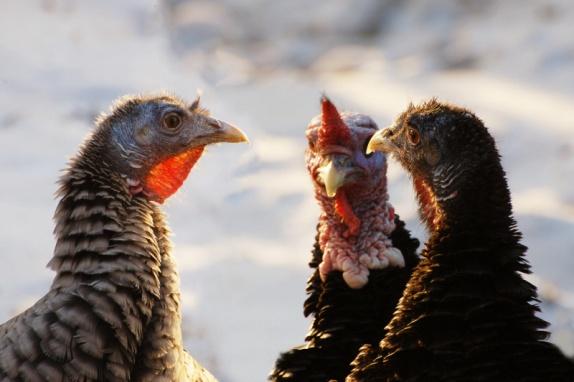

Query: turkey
[0,94,247,381]
[270,97,419,382]
[348,99,574,381]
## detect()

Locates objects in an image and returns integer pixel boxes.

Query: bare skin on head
[306,97,404,289]
[0,94,246,381]
[103,94,248,203]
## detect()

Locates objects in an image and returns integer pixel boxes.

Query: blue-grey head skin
[72,94,248,203]
[96,94,247,177]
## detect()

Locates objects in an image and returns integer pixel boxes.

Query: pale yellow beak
[209,118,249,144]
[318,159,347,198]
[366,129,394,155]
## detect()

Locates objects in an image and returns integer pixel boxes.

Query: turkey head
[306,96,402,289]
[96,94,248,203]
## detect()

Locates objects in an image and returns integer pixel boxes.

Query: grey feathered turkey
[0,94,247,381]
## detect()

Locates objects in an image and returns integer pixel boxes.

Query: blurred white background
[0,1,573,381]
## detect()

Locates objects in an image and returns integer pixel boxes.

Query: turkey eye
[163,113,182,130]
[406,127,420,145]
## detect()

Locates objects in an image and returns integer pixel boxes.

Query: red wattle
[334,191,361,236]
[144,147,205,203]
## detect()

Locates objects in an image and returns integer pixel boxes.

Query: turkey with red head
[0,94,247,381]
[270,97,419,382]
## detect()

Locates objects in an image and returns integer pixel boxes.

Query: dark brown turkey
[348,99,574,382]
[0,94,247,381]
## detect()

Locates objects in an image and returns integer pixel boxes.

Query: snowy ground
[0,1,573,381]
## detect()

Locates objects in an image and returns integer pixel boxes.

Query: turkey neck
[314,181,397,288]
[47,142,162,365]
[384,159,546,351]
[415,158,538,306]
[317,182,391,231]
[133,209,188,380]
[317,187,392,246]
[423,157,520,250]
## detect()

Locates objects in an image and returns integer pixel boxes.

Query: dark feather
[270,216,419,382]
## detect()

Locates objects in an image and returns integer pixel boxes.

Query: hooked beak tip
[212,118,249,144]
[365,140,377,155]
[232,128,250,144]
[366,129,391,155]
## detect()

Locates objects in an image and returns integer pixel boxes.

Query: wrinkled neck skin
[315,181,403,289]
[48,143,163,373]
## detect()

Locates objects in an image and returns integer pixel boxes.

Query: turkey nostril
[382,128,394,138]
[208,120,222,129]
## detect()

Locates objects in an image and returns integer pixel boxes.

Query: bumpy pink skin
[315,175,401,289]
[306,112,405,289]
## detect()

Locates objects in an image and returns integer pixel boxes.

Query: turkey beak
[366,128,395,155]
[318,154,360,198]
[201,117,249,145]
